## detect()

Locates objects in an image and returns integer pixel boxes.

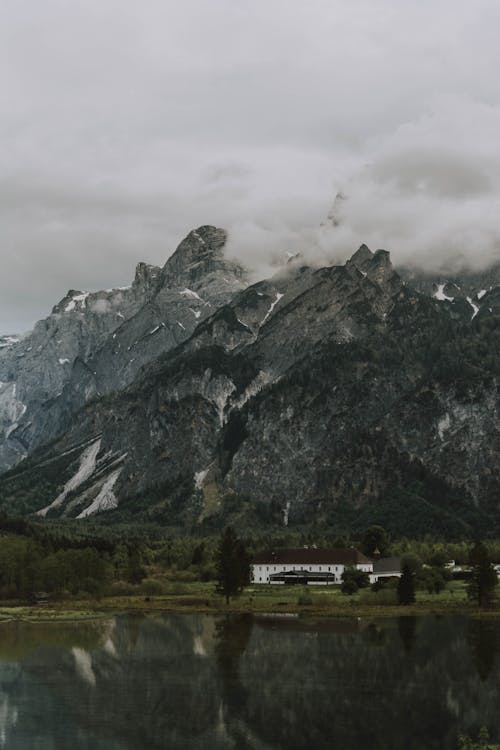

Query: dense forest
[0,512,499,602]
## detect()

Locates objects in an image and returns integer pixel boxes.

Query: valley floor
[1,580,499,622]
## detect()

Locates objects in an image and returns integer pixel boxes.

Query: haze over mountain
[3,1,500,332]
[1,226,500,535]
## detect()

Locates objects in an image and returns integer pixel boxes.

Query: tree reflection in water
[467,618,498,681]
[0,614,499,749]
[398,616,417,654]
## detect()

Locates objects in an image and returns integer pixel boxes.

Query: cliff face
[1,234,500,534]
[0,226,246,474]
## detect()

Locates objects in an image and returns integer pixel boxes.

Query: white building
[369,557,402,584]
[252,548,374,585]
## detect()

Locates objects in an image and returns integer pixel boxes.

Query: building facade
[368,557,402,584]
[252,548,374,585]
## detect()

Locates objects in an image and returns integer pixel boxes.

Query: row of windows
[255,576,341,583]
[256,565,344,572]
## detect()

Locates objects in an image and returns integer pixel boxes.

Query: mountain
[1,231,500,535]
[0,226,246,473]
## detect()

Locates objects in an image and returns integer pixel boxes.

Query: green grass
[1,579,498,621]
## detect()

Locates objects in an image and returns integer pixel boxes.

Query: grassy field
[2,579,500,621]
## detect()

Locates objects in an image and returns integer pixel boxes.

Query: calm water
[0,613,498,749]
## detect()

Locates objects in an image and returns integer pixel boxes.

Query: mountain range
[1,226,500,535]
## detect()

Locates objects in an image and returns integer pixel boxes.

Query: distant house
[369,557,401,584]
[252,548,373,585]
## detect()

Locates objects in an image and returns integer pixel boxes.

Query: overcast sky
[2,0,500,332]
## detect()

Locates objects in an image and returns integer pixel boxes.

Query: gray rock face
[2,237,500,535]
[398,262,500,321]
[0,226,246,473]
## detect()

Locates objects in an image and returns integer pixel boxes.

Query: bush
[416,566,447,594]
[140,578,166,596]
[371,577,398,592]
[341,565,370,594]
[171,569,198,583]
[78,577,104,599]
[199,564,217,582]
[107,581,138,597]
[341,578,359,595]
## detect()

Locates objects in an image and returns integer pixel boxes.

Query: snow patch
[180,288,201,300]
[194,468,209,489]
[261,292,284,326]
[433,284,454,302]
[466,297,480,319]
[189,307,201,319]
[76,467,122,518]
[0,336,20,348]
[438,413,451,440]
[65,292,89,312]
[37,438,102,517]
[477,289,488,300]
[58,358,70,365]
[232,370,273,411]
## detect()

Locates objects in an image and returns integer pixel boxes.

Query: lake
[0,613,498,749]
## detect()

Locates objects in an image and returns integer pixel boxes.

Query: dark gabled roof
[372,557,401,574]
[252,548,372,566]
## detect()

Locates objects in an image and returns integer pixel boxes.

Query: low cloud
[2,1,500,331]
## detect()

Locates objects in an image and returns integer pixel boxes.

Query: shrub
[140,578,166,596]
[341,578,359,595]
[107,581,138,597]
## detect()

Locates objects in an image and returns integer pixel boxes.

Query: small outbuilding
[369,557,402,584]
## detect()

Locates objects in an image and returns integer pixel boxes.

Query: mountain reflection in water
[0,614,498,749]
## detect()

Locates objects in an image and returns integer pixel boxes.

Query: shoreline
[1,593,500,622]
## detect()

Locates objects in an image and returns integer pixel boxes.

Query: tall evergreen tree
[397,564,416,605]
[467,541,498,608]
[216,527,251,605]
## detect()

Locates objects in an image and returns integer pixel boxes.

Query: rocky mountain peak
[162,226,229,283]
[347,245,401,293]
[133,262,162,294]
[348,244,374,271]
[52,290,89,315]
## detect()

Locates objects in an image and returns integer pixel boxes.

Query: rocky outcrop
[0,226,246,473]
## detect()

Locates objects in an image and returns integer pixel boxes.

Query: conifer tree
[467,541,498,608]
[397,564,416,605]
[216,527,251,604]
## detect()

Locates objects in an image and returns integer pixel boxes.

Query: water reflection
[0,614,498,749]
[398,616,417,654]
[467,618,498,681]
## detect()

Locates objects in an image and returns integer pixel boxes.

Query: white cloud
[1,0,500,330]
